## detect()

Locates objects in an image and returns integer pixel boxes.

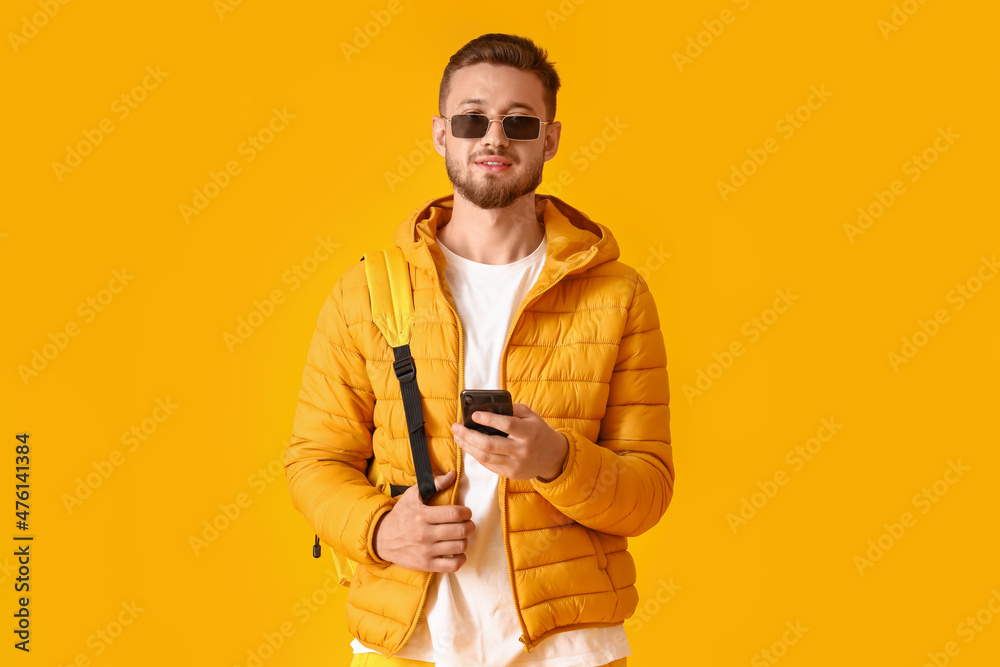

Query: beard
[445,147,545,210]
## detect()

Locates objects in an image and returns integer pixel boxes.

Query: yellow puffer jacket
[285,192,674,657]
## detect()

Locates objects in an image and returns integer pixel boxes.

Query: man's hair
[439,33,561,122]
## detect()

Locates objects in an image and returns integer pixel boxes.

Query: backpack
[312,245,437,586]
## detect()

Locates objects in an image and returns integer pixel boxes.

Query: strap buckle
[393,354,416,383]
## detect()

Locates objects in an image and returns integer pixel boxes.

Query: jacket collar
[392,193,620,305]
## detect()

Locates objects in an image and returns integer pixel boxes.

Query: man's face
[433,63,561,210]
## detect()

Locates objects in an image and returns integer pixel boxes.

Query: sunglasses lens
[503,115,540,140]
[451,114,489,138]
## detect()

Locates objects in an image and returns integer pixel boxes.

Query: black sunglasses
[444,114,552,141]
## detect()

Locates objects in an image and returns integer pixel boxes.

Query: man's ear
[543,120,562,162]
[432,115,448,158]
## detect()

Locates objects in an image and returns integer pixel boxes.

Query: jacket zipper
[500,246,600,652]
[391,240,465,657]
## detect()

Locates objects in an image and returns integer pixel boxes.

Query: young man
[285,33,674,667]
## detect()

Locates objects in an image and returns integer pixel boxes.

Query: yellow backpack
[314,245,437,586]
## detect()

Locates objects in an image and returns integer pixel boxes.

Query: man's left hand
[451,402,569,482]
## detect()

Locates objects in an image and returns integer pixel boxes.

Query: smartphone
[460,389,513,437]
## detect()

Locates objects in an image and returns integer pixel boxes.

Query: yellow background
[3,0,998,665]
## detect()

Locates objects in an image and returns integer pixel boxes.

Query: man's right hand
[372,469,475,572]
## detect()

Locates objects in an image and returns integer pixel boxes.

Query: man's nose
[480,118,509,147]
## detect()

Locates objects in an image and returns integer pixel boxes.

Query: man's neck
[436,192,545,265]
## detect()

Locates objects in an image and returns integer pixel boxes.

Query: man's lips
[474,156,512,166]
[475,156,512,172]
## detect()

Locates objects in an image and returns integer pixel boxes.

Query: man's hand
[451,402,569,482]
[372,469,476,572]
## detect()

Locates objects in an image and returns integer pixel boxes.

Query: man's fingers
[460,425,513,453]
[429,553,466,572]
[425,503,473,523]
[511,402,532,418]
[472,409,515,434]
[431,537,469,557]
[433,469,456,492]
[459,432,516,464]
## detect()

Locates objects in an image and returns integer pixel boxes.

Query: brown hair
[439,33,561,122]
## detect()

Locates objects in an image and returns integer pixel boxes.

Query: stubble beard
[445,148,545,210]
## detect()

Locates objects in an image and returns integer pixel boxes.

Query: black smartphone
[460,389,513,437]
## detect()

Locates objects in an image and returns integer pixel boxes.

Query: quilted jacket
[285,192,674,657]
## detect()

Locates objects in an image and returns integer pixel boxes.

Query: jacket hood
[392,193,620,302]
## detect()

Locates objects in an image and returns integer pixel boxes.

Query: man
[285,33,674,667]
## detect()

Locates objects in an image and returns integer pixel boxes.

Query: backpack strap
[311,248,436,559]
[363,246,437,503]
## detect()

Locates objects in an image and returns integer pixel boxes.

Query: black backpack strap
[393,343,436,502]
[311,248,436,558]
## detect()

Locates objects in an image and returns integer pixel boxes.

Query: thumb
[434,469,456,491]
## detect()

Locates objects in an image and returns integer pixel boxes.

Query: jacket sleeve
[285,274,395,566]
[530,272,674,537]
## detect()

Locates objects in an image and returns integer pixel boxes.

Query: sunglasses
[444,114,552,141]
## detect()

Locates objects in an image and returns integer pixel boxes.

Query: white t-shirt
[350,229,631,666]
